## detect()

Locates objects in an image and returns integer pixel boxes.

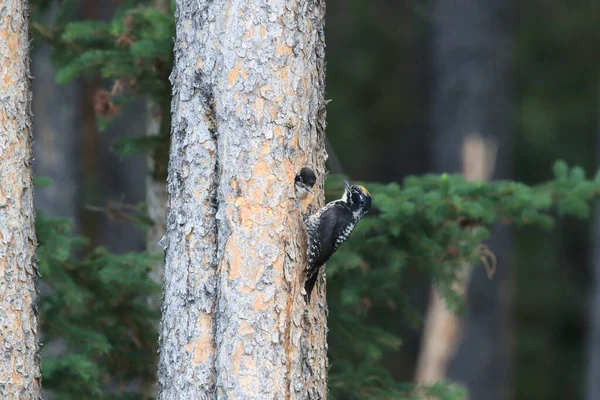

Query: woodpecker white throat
[303,180,371,303]
[294,167,317,200]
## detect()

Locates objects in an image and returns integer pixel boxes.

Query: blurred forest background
[28,0,599,399]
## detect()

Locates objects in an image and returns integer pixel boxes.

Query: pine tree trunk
[79,0,148,254]
[145,101,168,285]
[585,71,600,400]
[144,4,171,398]
[158,1,328,399]
[0,1,42,397]
[31,28,80,219]
[146,0,171,304]
[416,0,511,397]
[31,6,81,399]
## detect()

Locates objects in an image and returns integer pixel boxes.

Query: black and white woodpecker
[303,180,372,303]
[294,167,317,199]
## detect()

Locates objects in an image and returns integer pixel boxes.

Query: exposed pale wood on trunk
[415,0,510,396]
[0,1,42,397]
[415,136,497,383]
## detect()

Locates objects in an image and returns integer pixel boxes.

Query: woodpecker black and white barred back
[304,180,372,303]
[294,167,317,199]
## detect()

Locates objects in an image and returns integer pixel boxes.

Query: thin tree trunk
[158,1,328,399]
[145,101,168,284]
[415,0,511,397]
[0,1,42,397]
[31,6,81,399]
[31,35,80,218]
[146,0,171,304]
[415,136,498,382]
[79,0,147,255]
[144,3,171,398]
[585,71,600,400]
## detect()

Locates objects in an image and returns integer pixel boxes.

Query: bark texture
[158,1,328,399]
[0,1,42,397]
[417,0,511,397]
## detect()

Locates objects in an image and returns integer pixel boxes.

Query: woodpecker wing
[307,202,354,272]
[304,202,355,303]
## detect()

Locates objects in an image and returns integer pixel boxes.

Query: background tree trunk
[79,0,147,255]
[0,1,42,397]
[416,0,511,398]
[145,3,171,399]
[146,0,171,305]
[31,6,81,399]
[158,1,328,398]
[31,27,80,219]
[586,72,600,400]
[415,135,498,380]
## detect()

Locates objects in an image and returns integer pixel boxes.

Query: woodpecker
[304,180,371,303]
[295,167,317,199]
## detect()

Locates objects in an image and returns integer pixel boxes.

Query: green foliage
[30,1,600,399]
[113,135,165,157]
[325,161,600,398]
[37,213,160,399]
[31,0,173,136]
[329,362,466,400]
[50,4,173,100]
[35,160,600,399]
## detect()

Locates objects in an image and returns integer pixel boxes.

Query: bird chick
[294,167,317,200]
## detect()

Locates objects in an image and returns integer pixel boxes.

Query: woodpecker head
[295,167,317,199]
[342,180,371,218]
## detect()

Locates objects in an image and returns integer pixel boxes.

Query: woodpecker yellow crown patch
[358,185,371,196]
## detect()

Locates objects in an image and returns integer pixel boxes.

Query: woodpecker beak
[343,180,352,193]
[307,187,313,194]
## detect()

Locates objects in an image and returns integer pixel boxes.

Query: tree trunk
[586,71,600,400]
[31,30,80,219]
[158,1,328,399]
[79,0,147,255]
[416,0,511,398]
[144,5,171,399]
[146,0,171,305]
[31,6,81,399]
[415,136,499,382]
[0,1,42,397]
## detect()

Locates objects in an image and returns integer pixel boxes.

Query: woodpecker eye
[351,188,363,204]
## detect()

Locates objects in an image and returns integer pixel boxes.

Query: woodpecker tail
[304,271,319,304]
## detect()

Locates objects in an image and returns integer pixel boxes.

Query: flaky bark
[0,1,42,397]
[158,1,328,399]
